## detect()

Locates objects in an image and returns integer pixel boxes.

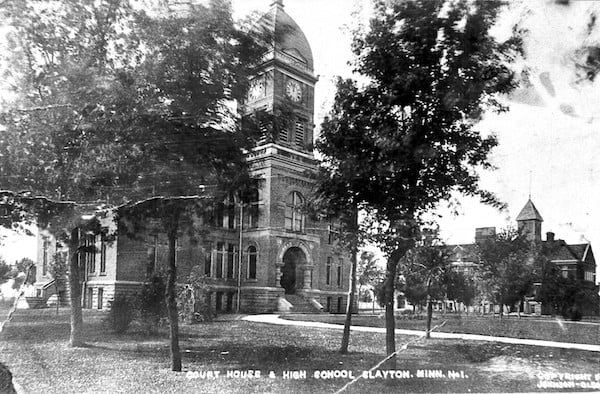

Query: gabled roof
[446,244,479,263]
[516,199,544,222]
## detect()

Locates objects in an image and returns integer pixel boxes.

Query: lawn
[0,308,599,393]
[283,313,600,345]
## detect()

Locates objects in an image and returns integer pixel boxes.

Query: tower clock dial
[285,80,302,102]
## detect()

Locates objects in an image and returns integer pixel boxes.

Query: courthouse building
[31,1,351,314]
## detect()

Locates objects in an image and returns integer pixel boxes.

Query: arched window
[247,246,257,280]
[284,191,304,232]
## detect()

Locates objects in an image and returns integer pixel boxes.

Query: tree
[48,252,68,315]
[0,258,10,286]
[357,251,384,312]
[0,0,266,366]
[476,227,534,318]
[14,258,34,275]
[445,269,477,315]
[316,0,521,366]
[399,234,451,338]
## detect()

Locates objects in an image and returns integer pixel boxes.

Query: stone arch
[277,240,314,293]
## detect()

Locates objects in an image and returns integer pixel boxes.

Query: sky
[232,0,600,280]
[3,0,600,283]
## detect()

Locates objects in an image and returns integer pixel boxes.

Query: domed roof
[257,1,314,70]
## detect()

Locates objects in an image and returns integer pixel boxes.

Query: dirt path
[243,314,600,352]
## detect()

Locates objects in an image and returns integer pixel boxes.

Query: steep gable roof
[516,199,544,222]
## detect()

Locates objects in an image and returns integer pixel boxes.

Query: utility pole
[236,202,243,312]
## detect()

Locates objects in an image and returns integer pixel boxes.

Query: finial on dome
[271,0,284,8]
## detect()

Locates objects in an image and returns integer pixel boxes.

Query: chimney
[475,227,496,243]
[546,231,555,243]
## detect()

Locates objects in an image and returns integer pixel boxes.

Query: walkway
[242,314,600,353]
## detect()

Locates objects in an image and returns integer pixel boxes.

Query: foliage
[539,262,598,319]
[445,269,477,312]
[178,266,213,324]
[357,251,384,295]
[315,0,522,364]
[14,258,34,274]
[0,259,10,285]
[106,295,136,334]
[476,227,534,316]
[0,0,267,367]
[138,275,167,334]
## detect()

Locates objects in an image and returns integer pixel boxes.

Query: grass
[0,308,598,393]
[283,312,600,345]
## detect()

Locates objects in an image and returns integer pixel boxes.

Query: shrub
[106,295,135,334]
[139,276,167,334]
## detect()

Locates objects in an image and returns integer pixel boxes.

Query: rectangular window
[215,202,224,228]
[204,242,213,277]
[337,259,343,287]
[337,297,343,313]
[585,271,594,282]
[216,292,223,312]
[294,120,305,147]
[216,242,224,278]
[97,288,103,310]
[247,247,257,280]
[87,288,93,309]
[326,257,332,285]
[227,244,235,279]
[100,236,106,274]
[86,235,96,274]
[227,199,236,229]
[326,297,331,312]
[226,293,233,312]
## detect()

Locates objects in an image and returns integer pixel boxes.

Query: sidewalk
[242,314,600,353]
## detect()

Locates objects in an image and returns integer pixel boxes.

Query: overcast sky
[232,0,600,280]
[4,1,600,284]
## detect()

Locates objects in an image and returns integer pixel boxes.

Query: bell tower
[516,199,544,242]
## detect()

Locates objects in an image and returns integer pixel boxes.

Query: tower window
[279,127,289,143]
[284,191,304,232]
[294,120,305,147]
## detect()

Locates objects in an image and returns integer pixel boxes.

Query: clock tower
[244,0,317,153]
[237,1,351,313]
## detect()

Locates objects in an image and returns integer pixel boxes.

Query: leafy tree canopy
[317,0,522,244]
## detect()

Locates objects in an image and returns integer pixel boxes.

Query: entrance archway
[280,247,306,294]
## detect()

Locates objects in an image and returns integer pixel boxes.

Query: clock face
[285,80,302,102]
[249,78,265,101]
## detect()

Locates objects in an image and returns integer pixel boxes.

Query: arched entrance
[280,247,306,294]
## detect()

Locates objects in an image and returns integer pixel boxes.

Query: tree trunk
[425,277,433,339]
[68,229,84,347]
[383,257,397,368]
[340,211,359,354]
[426,296,433,339]
[166,229,182,372]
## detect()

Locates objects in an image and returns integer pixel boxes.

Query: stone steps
[282,294,322,313]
